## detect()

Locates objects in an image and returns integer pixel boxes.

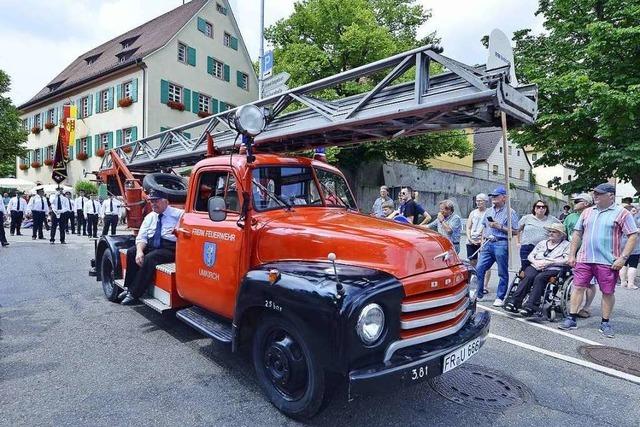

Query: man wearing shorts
[560,183,638,337]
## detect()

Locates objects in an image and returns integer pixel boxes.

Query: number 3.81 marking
[411,365,428,380]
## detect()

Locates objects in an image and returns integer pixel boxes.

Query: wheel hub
[263,332,307,399]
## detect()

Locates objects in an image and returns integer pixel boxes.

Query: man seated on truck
[120,189,184,305]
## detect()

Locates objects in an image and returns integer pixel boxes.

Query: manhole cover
[579,345,640,376]
[429,364,533,412]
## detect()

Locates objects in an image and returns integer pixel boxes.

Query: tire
[143,173,188,203]
[101,249,120,302]
[561,279,573,317]
[252,314,326,420]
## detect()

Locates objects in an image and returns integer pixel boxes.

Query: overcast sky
[0,0,544,107]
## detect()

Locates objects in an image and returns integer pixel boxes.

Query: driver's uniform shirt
[135,206,184,246]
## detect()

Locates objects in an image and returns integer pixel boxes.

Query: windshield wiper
[252,179,291,209]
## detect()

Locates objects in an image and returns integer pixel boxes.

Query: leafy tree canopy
[265,0,471,170]
[0,70,27,177]
[512,0,640,194]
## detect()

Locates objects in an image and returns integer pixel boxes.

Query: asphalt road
[2,231,639,426]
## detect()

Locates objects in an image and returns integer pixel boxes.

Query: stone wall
[344,161,568,218]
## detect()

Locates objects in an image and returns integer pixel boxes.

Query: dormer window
[84,53,102,65]
[120,35,140,50]
[116,48,138,63]
[46,80,66,92]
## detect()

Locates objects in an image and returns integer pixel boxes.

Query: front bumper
[348,311,490,399]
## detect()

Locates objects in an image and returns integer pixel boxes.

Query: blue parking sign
[262,51,273,78]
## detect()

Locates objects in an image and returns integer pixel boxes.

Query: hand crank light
[234,104,265,137]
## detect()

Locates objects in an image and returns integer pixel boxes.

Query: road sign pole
[258,0,265,100]
[501,111,513,274]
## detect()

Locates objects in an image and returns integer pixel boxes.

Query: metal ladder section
[100,44,538,172]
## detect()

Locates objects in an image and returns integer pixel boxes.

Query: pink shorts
[573,263,618,295]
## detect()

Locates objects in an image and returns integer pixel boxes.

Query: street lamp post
[258,0,265,100]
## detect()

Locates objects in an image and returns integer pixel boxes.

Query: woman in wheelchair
[504,223,570,316]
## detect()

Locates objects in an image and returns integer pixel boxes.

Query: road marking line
[488,333,640,385]
[478,304,603,346]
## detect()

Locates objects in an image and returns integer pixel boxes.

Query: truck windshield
[251,166,356,211]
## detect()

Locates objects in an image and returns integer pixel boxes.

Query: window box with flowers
[118,96,133,108]
[76,151,88,161]
[31,161,42,169]
[44,122,55,130]
[197,111,212,118]
[19,163,29,171]
[44,158,54,166]
[167,100,185,111]
[31,126,41,134]
[96,148,106,157]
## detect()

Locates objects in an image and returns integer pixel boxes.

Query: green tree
[265,0,471,170]
[0,70,27,177]
[74,180,98,195]
[511,0,640,193]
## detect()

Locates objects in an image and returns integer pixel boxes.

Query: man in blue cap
[120,189,184,305]
[474,186,519,306]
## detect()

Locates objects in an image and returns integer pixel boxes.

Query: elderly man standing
[371,186,392,217]
[120,189,184,305]
[560,183,638,338]
[474,186,519,306]
[424,199,462,253]
[27,188,49,240]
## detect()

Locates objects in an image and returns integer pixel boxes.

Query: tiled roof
[472,127,502,162]
[20,0,207,110]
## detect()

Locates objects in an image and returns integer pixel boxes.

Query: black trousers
[510,266,559,309]
[50,213,67,243]
[66,211,75,233]
[32,211,46,239]
[10,211,23,235]
[86,214,99,237]
[123,244,176,298]
[76,210,86,235]
[0,212,7,244]
[102,214,118,236]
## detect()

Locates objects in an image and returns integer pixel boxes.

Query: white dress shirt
[7,196,26,212]
[27,195,50,214]
[101,197,122,217]
[0,200,6,215]
[74,196,88,211]
[136,206,184,245]
[50,194,72,217]
[68,197,75,211]
[84,199,101,217]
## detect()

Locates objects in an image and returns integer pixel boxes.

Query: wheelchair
[504,267,573,322]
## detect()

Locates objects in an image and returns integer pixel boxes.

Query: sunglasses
[535,205,547,208]
[400,192,407,196]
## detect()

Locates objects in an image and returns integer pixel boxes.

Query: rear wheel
[252,314,325,419]
[101,249,120,302]
[561,279,573,317]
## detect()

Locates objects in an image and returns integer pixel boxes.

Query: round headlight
[234,104,265,137]
[356,303,385,344]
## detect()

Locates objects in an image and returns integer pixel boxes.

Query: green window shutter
[207,56,214,75]
[131,126,138,141]
[197,17,206,33]
[183,88,191,112]
[95,92,101,113]
[94,134,100,154]
[87,137,93,157]
[187,47,196,66]
[211,98,219,114]
[184,132,191,139]
[219,101,227,112]
[108,87,114,109]
[192,91,200,113]
[87,95,93,116]
[236,70,243,88]
[160,79,169,104]
[107,132,113,149]
[131,78,138,102]
[116,83,123,102]
[116,129,123,147]
[223,64,230,82]
[230,36,238,51]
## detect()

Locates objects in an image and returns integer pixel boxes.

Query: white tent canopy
[0,178,36,191]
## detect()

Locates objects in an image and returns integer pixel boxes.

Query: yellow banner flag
[66,105,77,146]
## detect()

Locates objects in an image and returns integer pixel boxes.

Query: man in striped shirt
[560,183,638,337]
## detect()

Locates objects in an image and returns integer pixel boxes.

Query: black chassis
[91,234,136,280]
[232,260,489,394]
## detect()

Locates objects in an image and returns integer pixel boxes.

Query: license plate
[442,338,481,373]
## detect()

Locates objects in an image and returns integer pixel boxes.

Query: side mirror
[208,196,227,222]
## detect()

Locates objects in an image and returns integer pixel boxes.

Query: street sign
[262,50,274,78]
[262,72,291,97]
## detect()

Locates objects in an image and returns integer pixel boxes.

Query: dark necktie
[57,196,62,210]
[152,213,163,249]
[81,198,84,209]
[110,198,113,213]
[93,201,97,212]
[40,196,44,210]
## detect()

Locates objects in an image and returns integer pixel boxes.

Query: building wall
[477,139,531,181]
[429,131,474,173]
[144,0,258,137]
[528,150,575,188]
[17,68,144,185]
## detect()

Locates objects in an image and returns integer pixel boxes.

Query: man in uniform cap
[7,191,26,236]
[27,188,49,240]
[74,190,89,236]
[120,189,183,305]
[50,187,72,244]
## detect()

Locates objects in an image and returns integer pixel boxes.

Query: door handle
[176,227,192,237]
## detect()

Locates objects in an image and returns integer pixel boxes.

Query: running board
[113,279,171,313]
[175,306,232,343]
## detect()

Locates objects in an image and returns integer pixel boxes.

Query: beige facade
[17,0,257,186]
[429,131,474,173]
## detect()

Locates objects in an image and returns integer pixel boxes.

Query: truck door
[176,169,243,319]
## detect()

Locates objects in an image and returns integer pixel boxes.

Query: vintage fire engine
[90,39,537,418]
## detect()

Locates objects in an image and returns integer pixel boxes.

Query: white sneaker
[493,298,504,307]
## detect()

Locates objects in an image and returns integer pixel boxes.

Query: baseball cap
[572,193,593,205]
[488,186,507,197]
[148,189,169,200]
[592,183,615,194]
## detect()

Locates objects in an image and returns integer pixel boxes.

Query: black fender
[232,261,404,374]
[94,234,136,281]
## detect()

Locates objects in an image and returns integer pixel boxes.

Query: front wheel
[252,314,325,420]
[101,249,120,302]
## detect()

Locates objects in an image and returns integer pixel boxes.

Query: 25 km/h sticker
[442,338,481,373]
